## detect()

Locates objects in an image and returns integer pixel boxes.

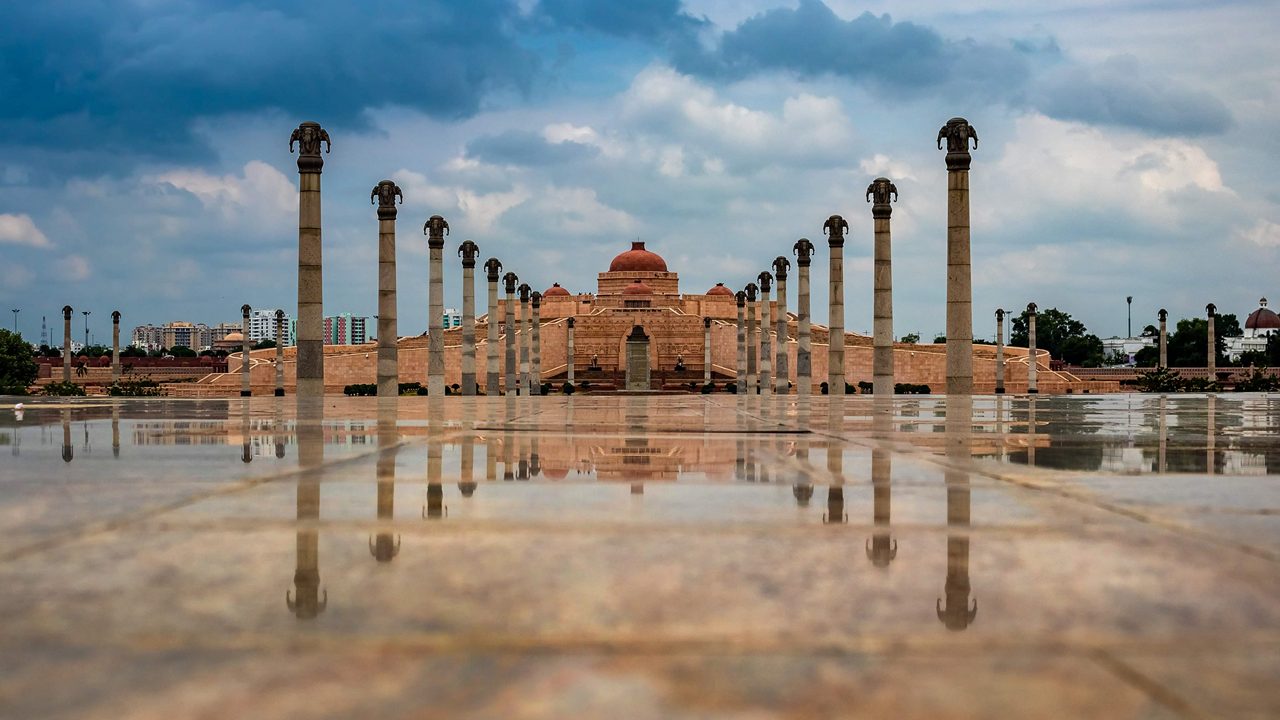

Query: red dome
[1246,298,1280,331]
[609,241,667,272]
[707,282,733,297]
[622,279,654,295]
[544,283,571,297]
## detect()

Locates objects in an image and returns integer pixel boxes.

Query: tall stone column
[772,257,790,394]
[757,271,773,397]
[289,121,331,398]
[745,282,759,394]
[531,291,542,394]
[61,305,72,382]
[703,317,712,383]
[938,117,979,396]
[274,309,286,396]
[994,309,1006,394]
[503,272,518,394]
[1206,303,1217,374]
[241,304,252,397]
[1158,308,1168,368]
[567,317,576,385]
[458,240,480,395]
[111,310,121,382]
[823,215,849,392]
[424,215,450,398]
[868,178,899,396]
[793,239,814,397]
[1026,303,1038,394]
[518,283,532,396]
[372,180,402,398]
[735,291,747,394]
[485,259,503,394]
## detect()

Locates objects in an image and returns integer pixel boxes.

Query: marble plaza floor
[1,392,1279,719]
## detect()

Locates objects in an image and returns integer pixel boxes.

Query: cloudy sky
[2,0,1277,344]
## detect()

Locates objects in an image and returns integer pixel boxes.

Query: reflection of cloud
[0,213,52,248]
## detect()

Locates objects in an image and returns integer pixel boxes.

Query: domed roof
[622,279,654,295]
[1246,298,1280,330]
[225,331,244,341]
[544,283,571,297]
[707,282,733,297]
[609,241,667,272]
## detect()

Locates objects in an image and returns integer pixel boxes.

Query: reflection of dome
[544,283,571,297]
[1246,298,1280,333]
[623,279,654,295]
[609,241,667,272]
[225,331,244,341]
[707,282,733,297]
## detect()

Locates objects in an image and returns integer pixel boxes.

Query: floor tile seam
[1089,648,1210,720]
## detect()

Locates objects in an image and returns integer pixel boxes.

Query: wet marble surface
[1,393,1279,719]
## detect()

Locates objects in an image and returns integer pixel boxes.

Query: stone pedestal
[290,121,330,398]
[424,215,450,398]
[459,241,479,395]
[1158,308,1168,368]
[824,215,848,392]
[625,325,651,391]
[372,180,402,398]
[994,309,1006,394]
[485,259,502,394]
[772,257,790,394]
[868,178,898,396]
[793,239,814,396]
[111,311,121,382]
[1027,303,1038,394]
[939,117,978,396]
[240,304,252,397]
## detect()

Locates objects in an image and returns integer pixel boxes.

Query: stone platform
[1,393,1278,718]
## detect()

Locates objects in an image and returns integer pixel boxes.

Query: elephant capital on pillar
[457,240,480,269]
[531,291,542,309]
[822,215,849,248]
[1158,308,1168,322]
[745,283,758,303]
[62,305,73,320]
[756,271,772,294]
[866,177,899,218]
[735,290,746,308]
[423,215,450,250]
[567,317,575,329]
[1026,302,1037,315]
[792,237,814,266]
[289,121,331,173]
[772,255,790,280]
[703,316,711,329]
[938,117,978,171]
[241,304,251,319]
[111,310,121,324]
[485,258,503,283]
[995,308,1005,322]
[1206,302,1216,317]
[370,180,403,219]
[503,271,518,294]
[518,283,531,304]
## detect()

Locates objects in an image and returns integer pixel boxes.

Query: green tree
[169,346,198,358]
[899,332,920,344]
[1141,324,1159,337]
[1009,307,1105,366]
[0,330,38,394]
[120,346,147,358]
[1134,344,1160,368]
[252,339,277,350]
[1166,317,1225,367]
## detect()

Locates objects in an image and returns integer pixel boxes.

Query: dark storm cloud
[0,0,538,166]
[534,0,708,41]
[466,130,599,166]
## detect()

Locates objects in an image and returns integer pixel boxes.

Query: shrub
[857,381,873,394]
[540,382,552,396]
[562,381,575,394]
[108,378,162,397]
[820,382,829,395]
[398,382,422,396]
[701,382,714,394]
[0,329,37,394]
[43,381,86,396]
[343,383,377,396]
[725,381,738,394]
[894,383,931,395]
[1235,367,1280,392]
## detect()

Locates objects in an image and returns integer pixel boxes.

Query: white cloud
[527,187,638,236]
[0,213,52,248]
[393,169,531,233]
[146,161,296,229]
[1236,219,1280,248]
[859,154,918,182]
[60,254,91,282]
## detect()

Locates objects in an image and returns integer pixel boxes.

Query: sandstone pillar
[531,291,542,394]
[823,215,849,392]
[289,121,331,398]
[1158,308,1168,368]
[518,283,532,396]
[793,239,814,396]
[503,272,518,394]
[274,309,286,396]
[1026,303,1038,394]
[424,215,450,398]
[703,317,712,383]
[567,317,576,385]
[485,259,503,394]
[458,240,479,395]
[240,304,252,397]
[772,257,790,393]
[994,308,1006,394]
[938,117,978,395]
[372,180,402,398]
[735,291,747,394]
[61,305,72,382]
[757,271,773,397]
[868,178,899,396]
[110,310,121,382]
[745,282,759,393]
[1206,303,1217,375]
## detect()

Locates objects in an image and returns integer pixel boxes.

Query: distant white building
[443,307,462,330]
[1101,336,1155,366]
[247,309,295,346]
[1228,297,1278,362]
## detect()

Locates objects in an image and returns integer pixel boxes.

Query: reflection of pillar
[772,257,790,393]
[458,240,479,395]
[825,486,845,524]
[485,258,503,395]
[1206,303,1217,375]
[425,441,445,519]
[373,180,402,398]
[62,305,72,382]
[371,402,400,562]
[939,395,976,630]
[735,291,747,394]
[745,282,759,393]
[994,309,1006,394]
[938,117,978,396]
[1157,395,1167,473]
[793,238,814,396]
[757,272,773,397]
[825,402,845,524]
[485,430,497,482]
[110,310,121,382]
[240,304,252,397]
[273,399,285,459]
[518,284,532,395]
[1207,393,1216,475]
[503,272,518,394]
[289,121,330,399]
[531,291,542,394]
[1026,303,1038,394]
[61,409,73,463]
[867,398,896,566]
[274,309,286,396]
[793,437,813,506]
[702,317,712,383]
[503,395,515,481]
[424,215,450,398]
[1157,309,1168,368]
[868,178,898,396]
[111,405,120,458]
[1027,396,1037,468]
[567,317,576,385]
[240,399,252,464]
[823,215,848,391]
[288,402,326,619]
[460,423,477,498]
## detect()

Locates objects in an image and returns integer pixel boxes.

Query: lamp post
[1126,296,1132,338]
